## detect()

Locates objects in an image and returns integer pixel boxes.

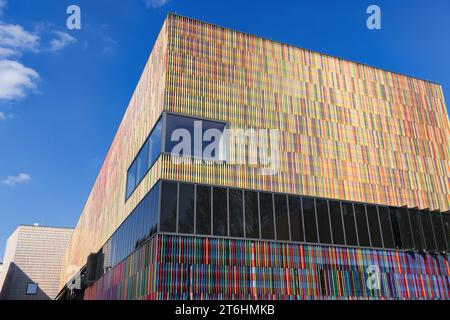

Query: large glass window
[178,183,195,234]
[342,202,357,246]
[126,118,162,200]
[366,205,383,248]
[354,204,370,247]
[229,189,244,237]
[398,207,414,250]
[316,199,332,244]
[431,213,447,251]
[165,114,226,160]
[196,185,211,235]
[259,192,275,240]
[329,201,345,245]
[213,187,228,236]
[378,206,395,249]
[288,196,304,242]
[420,211,437,251]
[274,194,290,241]
[160,181,177,232]
[409,209,425,250]
[302,197,318,243]
[245,191,260,239]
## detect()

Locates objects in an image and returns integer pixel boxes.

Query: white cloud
[0,23,39,53]
[0,60,39,100]
[145,0,170,8]
[0,46,15,58]
[48,31,77,52]
[1,173,31,186]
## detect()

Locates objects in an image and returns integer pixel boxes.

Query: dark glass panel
[229,189,244,237]
[409,209,425,250]
[213,187,228,236]
[342,202,357,246]
[442,213,450,250]
[288,196,304,242]
[302,197,318,243]
[259,192,275,240]
[196,185,211,235]
[378,206,395,248]
[329,201,345,245]
[366,205,382,248]
[420,211,437,251]
[389,207,403,249]
[245,191,260,239]
[274,194,290,241]
[399,207,414,250]
[431,213,447,252]
[126,160,137,199]
[316,199,332,244]
[160,181,177,232]
[178,183,195,234]
[354,204,370,247]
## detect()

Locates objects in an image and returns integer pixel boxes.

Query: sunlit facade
[59,14,450,300]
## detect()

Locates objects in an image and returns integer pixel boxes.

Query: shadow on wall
[0,263,50,300]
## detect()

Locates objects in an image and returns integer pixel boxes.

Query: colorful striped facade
[61,14,450,299]
[84,235,450,300]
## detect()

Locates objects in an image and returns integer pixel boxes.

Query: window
[378,206,395,249]
[178,183,195,234]
[165,114,226,160]
[366,205,383,248]
[245,191,260,239]
[342,202,357,246]
[316,199,332,244]
[398,207,414,250]
[229,189,244,237]
[288,196,304,242]
[420,211,437,251]
[196,185,211,235]
[431,213,447,252]
[274,194,290,241]
[126,118,162,200]
[442,213,450,250]
[126,160,137,199]
[409,208,425,250]
[26,283,38,295]
[213,187,228,236]
[354,204,370,247]
[259,192,275,240]
[302,197,318,243]
[389,207,403,249]
[160,181,177,232]
[329,201,345,245]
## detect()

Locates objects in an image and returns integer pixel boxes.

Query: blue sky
[0,0,449,259]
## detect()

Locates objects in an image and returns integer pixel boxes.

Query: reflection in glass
[329,201,344,245]
[288,196,303,242]
[366,205,382,248]
[378,206,394,249]
[431,213,447,251]
[245,191,260,239]
[316,199,332,244]
[160,181,177,232]
[342,203,357,246]
[178,183,194,234]
[274,194,290,241]
[259,192,275,240]
[420,211,437,251]
[409,209,425,250]
[354,204,370,247]
[302,197,318,243]
[213,187,228,236]
[196,185,211,235]
[229,189,244,237]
